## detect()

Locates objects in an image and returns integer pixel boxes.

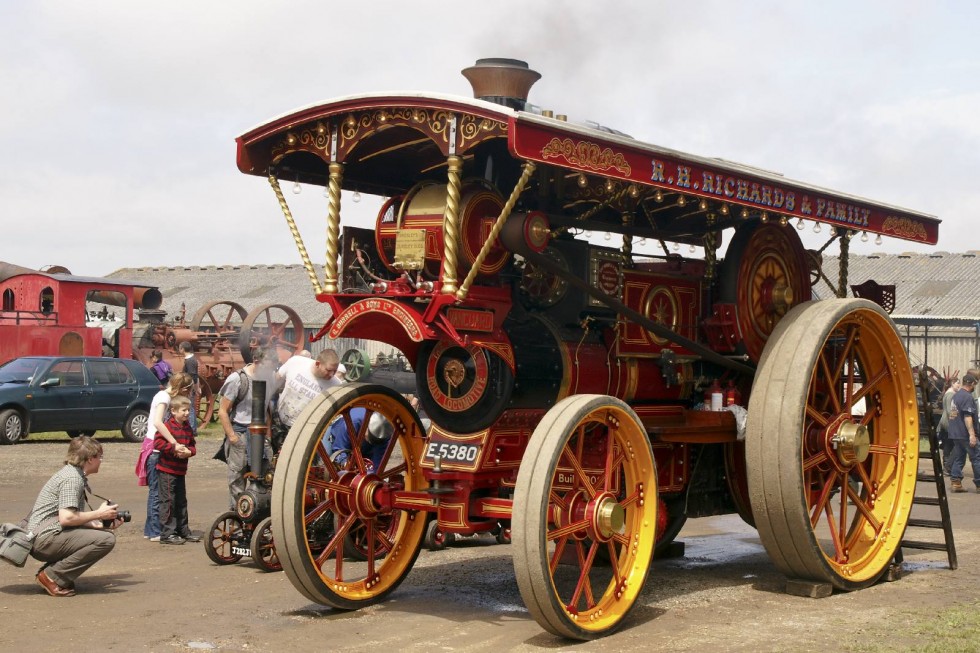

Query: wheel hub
[333,471,384,519]
[761,277,793,314]
[832,421,870,466]
[591,494,625,541]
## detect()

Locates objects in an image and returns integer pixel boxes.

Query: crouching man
[27,436,122,597]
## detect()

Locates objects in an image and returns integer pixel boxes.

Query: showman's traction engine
[235,59,940,639]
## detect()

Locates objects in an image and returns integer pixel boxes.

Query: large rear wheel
[513,395,657,640]
[272,384,428,609]
[746,299,918,589]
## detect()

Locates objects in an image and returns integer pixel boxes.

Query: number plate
[232,546,251,557]
[424,441,481,464]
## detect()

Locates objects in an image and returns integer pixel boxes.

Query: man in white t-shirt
[275,349,342,431]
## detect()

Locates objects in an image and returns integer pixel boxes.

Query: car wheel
[0,409,25,445]
[122,409,149,443]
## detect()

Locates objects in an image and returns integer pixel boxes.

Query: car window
[0,359,43,383]
[89,360,135,385]
[47,360,85,386]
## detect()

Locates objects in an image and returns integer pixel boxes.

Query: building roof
[816,250,980,319]
[106,264,332,328]
[107,250,980,332]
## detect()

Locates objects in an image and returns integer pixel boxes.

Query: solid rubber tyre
[272,383,428,609]
[746,299,918,589]
[513,394,657,640]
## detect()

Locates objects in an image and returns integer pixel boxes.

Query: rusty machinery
[133,301,304,422]
[235,58,940,639]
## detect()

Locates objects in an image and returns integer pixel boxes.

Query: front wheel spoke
[548,519,590,541]
[380,461,407,481]
[606,540,623,583]
[364,520,377,578]
[549,536,569,573]
[569,540,598,610]
[315,512,355,573]
[304,498,336,527]
[618,487,640,508]
[838,474,848,542]
[562,446,596,497]
[803,450,829,473]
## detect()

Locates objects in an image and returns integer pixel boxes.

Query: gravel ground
[0,436,975,652]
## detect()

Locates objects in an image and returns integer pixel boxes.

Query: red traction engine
[133,301,304,422]
[236,58,940,639]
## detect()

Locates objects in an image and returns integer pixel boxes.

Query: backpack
[229,370,251,412]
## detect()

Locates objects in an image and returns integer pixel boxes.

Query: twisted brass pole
[268,173,323,295]
[440,155,463,295]
[324,162,344,294]
[838,228,850,298]
[456,161,536,301]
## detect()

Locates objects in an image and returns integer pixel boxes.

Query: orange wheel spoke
[304,498,335,526]
[830,326,858,383]
[562,447,597,497]
[809,470,839,528]
[805,406,830,428]
[315,512,354,571]
[819,353,842,414]
[868,443,898,457]
[365,520,377,578]
[803,450,829,473]
[846,481,881,534]
[569,540,598,610]
[548,519,589,541]
[822,497,845,562]
[839,474,848,543]
[550,536,568,573]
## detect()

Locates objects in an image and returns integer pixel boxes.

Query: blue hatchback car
[0,356,159,444]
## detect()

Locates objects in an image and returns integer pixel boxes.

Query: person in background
[327,410,394,472]
[154,395,198,545]
[938,379,961,476]
[27,437,122,597]
[148,350,173,386]
[178,341,200,434]
[336,363,347,382]
[948,374,979,493]
[217,347,276,509]
[272,349,341,451]
[136,373,193,541]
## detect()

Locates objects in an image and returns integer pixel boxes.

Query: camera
[102,509,131,529]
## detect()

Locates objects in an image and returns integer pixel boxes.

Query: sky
[1,0,978,277]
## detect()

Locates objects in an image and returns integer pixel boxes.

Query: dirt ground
[0,435,974,652]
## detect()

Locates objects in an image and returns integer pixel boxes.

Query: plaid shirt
[26,464,87,537]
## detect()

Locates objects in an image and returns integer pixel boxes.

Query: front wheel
[272,383,428,609]
[0,409,25,445]
[513,395,658,640]
[122,409,149,443]
[746,299,919,589]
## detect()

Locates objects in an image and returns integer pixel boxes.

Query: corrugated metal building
[817,251,980,379]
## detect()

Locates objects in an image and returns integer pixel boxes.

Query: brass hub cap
[586,492,625,542]
[833,421,870,466]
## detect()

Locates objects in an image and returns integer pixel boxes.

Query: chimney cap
[461,58,541,110]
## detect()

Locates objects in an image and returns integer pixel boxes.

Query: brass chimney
[461,58,541,110]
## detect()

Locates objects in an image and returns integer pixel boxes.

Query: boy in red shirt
[154,395,198,545]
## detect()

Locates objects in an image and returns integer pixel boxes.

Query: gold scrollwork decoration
[881,216,928,240]
[541,137,631,175]
[338,108,454,158]
[270,122,331,163]
[458,114,507,150]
